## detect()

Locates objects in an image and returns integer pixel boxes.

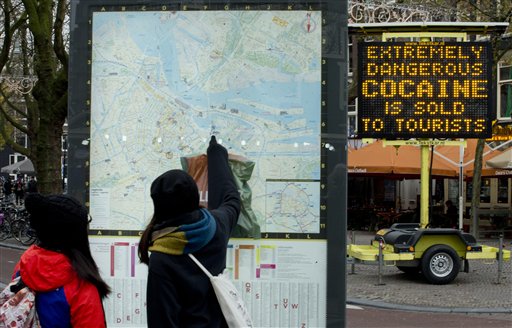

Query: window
[480,178,491,203]
[466,178,491,203]
[497,178,509,204]
[9,154,26,165]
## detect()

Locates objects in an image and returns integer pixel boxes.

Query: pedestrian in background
[3,178,12,201]
[14,176,24,206]
[11,193,111,327]
[138,136,241,328]
[26,176,38,193]
[445,199,458,228]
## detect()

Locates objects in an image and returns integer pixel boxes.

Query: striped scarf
[149,209,216,255]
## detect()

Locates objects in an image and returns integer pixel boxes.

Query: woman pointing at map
[138,135,241,327]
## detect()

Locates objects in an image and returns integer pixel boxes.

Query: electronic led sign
[357,41,493,139]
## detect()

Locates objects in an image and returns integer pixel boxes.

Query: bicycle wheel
[0,220,11,240]
[10,218,24,241]
[18,222,37,245]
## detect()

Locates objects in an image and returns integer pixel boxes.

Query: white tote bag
[188,254,253,328]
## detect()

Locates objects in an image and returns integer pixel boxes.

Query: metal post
[419,35,431,230]
[376,237,385,285]
[458,141,464,230]
[497,234,503,284]
[420,145,430,228]
[351,230,356,274]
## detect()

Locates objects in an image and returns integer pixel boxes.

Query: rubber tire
[18,224,37,245]
[396,266,420,275]
[421,245,460,285]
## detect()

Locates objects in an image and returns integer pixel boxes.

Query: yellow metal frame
[382,32,468,41]
[347,244,415,261]
[466,246,511,260]
[383,140,467,147]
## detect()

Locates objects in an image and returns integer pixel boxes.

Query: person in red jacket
[12,193,111,327]
[138,136,241,327]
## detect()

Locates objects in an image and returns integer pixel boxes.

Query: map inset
[265,181,320,233]
[90,11,322,232]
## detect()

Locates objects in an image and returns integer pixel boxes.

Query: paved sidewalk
[2,233,512,315]
[0,239,27,289]
[346,231,512,313]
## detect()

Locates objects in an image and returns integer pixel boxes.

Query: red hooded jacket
[13,245,106,327]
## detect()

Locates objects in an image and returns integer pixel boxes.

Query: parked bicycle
[0,199,17,241]
[0,200,37,245]
[10,208,37,245]
[0,211,10,240]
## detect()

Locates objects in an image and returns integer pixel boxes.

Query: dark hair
[25,193,111,299]
[138,215,156,265]
[139,169,200,264]
[63,239,111,299]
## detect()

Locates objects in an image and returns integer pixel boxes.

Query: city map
[89,10,322,233]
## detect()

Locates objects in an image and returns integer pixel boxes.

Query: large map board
[68,1,347,326]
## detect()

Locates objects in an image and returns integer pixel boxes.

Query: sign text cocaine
[357,42,493,138]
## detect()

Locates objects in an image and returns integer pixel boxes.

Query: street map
[89,10,322,233]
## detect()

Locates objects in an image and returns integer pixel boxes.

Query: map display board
[68,1,346,327]
[357,41,493,139]
[89,9,322,239]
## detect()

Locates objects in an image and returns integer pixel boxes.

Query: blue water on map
[94,11,321,148]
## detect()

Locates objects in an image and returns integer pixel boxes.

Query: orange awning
[433,139,503,178]
[348,140,459,179]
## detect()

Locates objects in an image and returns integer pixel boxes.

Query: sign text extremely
[357,42,493,139]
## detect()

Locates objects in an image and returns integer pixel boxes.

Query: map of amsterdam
[89,10,322,233]
[265,181,320,233]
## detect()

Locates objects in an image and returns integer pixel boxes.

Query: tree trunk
[33,117,64,194]
[22,0,68,194]
[470,139,485,236]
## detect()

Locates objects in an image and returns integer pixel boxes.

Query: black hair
[139,169,201,265]
[26,193,111,299]
[65,243,111,299]
[138,215,157,265]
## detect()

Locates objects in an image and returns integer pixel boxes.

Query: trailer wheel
[421,245,460,285]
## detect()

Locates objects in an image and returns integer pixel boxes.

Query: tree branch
[0,0,28,71]
[0,106,29,157]
[53,0,68,68]
[20,0,44,40]
[0,89,29,135]
[0,114,15,147]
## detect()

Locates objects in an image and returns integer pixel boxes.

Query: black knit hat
[24,193,89,249]
[150,169,200,221]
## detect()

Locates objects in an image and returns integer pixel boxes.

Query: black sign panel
[357,41,493,139]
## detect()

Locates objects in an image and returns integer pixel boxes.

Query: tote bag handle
[188,254,214,279]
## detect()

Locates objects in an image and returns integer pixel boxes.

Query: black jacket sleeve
[207,136,241,233]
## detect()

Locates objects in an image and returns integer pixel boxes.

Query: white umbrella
[0,159,35,174]
[486,148,512,169]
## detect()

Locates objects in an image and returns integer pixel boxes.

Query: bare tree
[0,0,68,194]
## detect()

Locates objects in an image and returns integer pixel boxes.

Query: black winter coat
[146,141,240,328]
